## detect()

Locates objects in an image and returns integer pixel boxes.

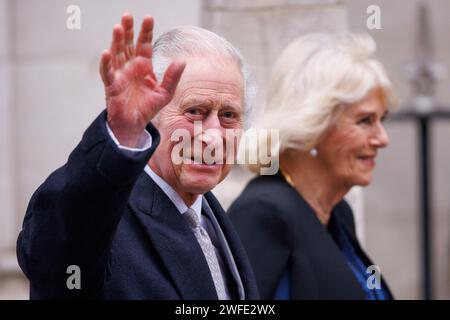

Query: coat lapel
[204,192,260,299]
[128,173,218,299]
[335,207,394,299]
[279,178,367,299]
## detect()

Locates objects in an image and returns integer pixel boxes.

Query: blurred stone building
[1,0,449,299]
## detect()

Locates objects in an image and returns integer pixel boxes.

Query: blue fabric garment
[329,215,390,300]
[273,268,291,300]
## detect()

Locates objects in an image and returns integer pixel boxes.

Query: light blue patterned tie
[184,208,228,300]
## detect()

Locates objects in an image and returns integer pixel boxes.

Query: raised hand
[99,13,186,147]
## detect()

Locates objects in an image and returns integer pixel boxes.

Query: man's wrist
[106,121,152,152]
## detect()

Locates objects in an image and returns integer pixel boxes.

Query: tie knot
[184,208,200,229]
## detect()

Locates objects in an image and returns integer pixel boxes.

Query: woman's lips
[358,156,376,168]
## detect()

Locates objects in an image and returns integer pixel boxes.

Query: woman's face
[317,87,390,187]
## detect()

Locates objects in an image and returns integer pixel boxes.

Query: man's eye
[187,108,202,115]
[221,111,236,119]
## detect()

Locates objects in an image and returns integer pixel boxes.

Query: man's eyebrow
[179,98,242,110]
[221,102,241,110]
[179,98,211,107]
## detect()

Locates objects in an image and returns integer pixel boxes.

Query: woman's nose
[370,122,389,148]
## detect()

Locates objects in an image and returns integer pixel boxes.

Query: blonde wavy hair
[246,32,395,174]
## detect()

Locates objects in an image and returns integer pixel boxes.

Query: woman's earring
[310,148,318,157]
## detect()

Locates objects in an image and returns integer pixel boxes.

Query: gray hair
[246,32,396,174]
[152,25,255,128]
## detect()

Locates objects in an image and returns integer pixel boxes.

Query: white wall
[0,0,201,300]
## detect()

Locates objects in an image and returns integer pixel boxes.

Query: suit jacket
[228,173,393,300]
[16,111,259,300]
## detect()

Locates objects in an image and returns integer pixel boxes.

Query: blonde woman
[229,33,395,300]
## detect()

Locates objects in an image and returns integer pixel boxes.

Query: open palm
[100,13,185,147]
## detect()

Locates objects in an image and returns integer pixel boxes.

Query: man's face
[149,55,245,203]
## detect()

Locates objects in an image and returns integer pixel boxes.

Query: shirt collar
[144,165,203,221]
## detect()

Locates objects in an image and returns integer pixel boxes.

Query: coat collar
[269,173,368,298]
[128,172,218,299]
[269,173,393,299]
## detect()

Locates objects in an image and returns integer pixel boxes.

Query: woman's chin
[353,174,372,187]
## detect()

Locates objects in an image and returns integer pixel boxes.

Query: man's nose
[202,112,222,134]
[203,112,222,130]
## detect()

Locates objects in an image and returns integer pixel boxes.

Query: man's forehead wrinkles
[178,96,242,111]
[178,86,241,103]
[180,79,241,91]
[179,93,214,106]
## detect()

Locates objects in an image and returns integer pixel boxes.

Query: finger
[99,50,114,86]
[136,15,154,58]
[110,24,126,69]
[143,75,157,90]
[121,12,135,59]
[160,60,186,96]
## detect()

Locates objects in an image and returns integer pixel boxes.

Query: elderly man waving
[17,12,259,300]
